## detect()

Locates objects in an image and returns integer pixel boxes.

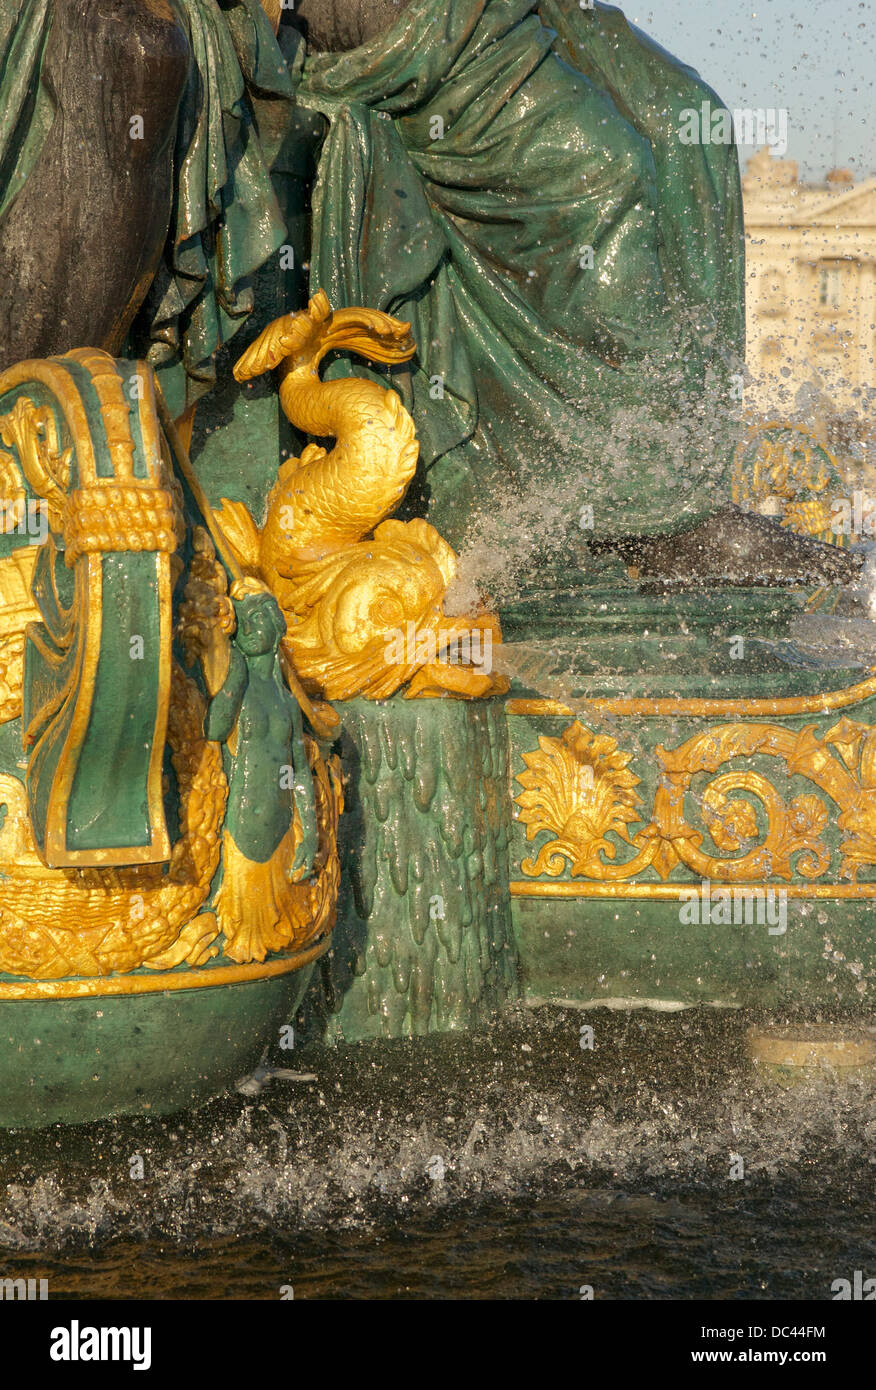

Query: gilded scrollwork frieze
[514,717,876,887]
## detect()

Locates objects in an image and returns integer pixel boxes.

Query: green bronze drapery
[0,0,746,540]
[297,0,745,544]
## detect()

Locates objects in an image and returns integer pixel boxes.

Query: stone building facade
[742,148,876,492]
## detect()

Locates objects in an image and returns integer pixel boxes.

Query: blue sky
[625,0,875,179]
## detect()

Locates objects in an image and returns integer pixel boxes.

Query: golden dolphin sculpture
[219,290,504,702]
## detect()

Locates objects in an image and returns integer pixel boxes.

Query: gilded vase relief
[514,718,876,885]
[731,422,845,547]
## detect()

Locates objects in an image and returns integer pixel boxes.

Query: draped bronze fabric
[297,0,745,543]
[0,1,745,540]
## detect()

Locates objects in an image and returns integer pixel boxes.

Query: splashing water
[0,1008,872,1297]
[443,366,742,616]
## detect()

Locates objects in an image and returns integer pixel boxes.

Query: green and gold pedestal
[502,569,876,1011]
[305,569,876,1038]
[0,349,343,1128]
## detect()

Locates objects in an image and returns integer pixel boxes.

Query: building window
[818,263,844,309]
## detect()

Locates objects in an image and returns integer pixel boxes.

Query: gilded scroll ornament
[0,394,70,532]
[515,717,876,886]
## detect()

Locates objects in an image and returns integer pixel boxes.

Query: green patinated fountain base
[512,897,875,1011]
[4,571,874,1126]
[299,566,875,1039]
[501,568,876,1012]
[0,963,316,1129]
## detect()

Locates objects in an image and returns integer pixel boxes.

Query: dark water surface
[0,1007,873,1299]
